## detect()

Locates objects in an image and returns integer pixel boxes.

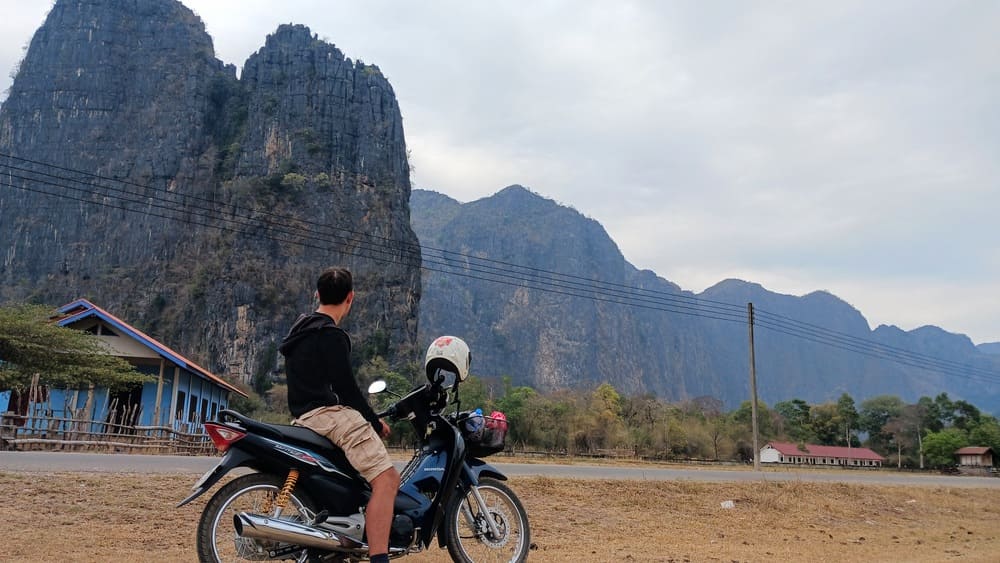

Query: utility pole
[748,302,760,471]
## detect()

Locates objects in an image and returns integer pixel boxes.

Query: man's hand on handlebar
[379,419,391,438]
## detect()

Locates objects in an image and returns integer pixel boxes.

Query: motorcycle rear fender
[176,448,254,507]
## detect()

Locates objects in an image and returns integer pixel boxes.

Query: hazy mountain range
[412,186,1000,413]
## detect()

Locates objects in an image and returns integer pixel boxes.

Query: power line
[752,315,1000,386]
[0,154,746,324]
[753,309,1000,385]
[2,152,998,385]
[0,152,748,315]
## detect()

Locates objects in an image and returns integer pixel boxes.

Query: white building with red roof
[761,441,885,467]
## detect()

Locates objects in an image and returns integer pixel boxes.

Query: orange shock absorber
[264,469,300,516]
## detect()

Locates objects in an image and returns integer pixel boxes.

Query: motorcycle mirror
[368,380,387,394]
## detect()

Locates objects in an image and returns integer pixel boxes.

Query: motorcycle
[177,344,531,563]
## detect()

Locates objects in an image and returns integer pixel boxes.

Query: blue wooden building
[0,299,246,433]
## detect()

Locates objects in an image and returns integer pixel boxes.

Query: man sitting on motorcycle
[280,267,400,563]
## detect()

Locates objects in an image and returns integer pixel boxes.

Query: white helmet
[424,336,471,382]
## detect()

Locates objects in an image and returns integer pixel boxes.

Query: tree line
[2,301,995,470]
[235,356,999,469]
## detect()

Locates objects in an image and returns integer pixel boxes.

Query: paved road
[2,451,998,488]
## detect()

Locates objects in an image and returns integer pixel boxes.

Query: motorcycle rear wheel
[443,477,530,563]
[196,472,317,563]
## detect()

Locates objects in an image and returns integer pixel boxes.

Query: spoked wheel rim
[471,507,512,549]
[208,483,312,562]
[451,483,527,563]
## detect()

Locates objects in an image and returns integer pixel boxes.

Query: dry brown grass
[1,471,997,562]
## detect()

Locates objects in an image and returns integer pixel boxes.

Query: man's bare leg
[365,466,401,558]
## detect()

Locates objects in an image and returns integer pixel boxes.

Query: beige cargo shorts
[293,405,394,483]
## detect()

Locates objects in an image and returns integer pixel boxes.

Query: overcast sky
[3,1,998,344]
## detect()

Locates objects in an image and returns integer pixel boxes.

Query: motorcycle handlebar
[374,381,449,421]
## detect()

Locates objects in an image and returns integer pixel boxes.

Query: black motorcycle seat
[277,424,342,450]
[218,410,362,480]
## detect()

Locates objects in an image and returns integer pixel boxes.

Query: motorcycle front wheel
[443,477,531,563]
[196,472,316,563]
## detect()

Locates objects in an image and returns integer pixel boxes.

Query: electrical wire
[0,152,748,316]
[0,155,746,323]
[752,308,1000,384]
[752,315,1000,385]
[2,152,999,385]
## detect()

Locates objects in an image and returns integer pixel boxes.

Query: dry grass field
[1,470,998,562]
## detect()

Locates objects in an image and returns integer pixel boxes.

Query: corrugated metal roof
[54,298,247,398]
[955,446,992,455]
[764,441,885,461]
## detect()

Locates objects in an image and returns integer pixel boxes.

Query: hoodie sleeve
[323,329,382,432]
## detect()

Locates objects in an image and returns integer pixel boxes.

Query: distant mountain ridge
[412,186,1000,413]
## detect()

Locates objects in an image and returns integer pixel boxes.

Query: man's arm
[325,329,383,433]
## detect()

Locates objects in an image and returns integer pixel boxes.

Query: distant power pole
[748,302,760,471]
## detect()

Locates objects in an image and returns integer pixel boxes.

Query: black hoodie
[279,312,380,431]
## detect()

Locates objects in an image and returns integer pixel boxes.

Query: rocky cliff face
[412,187,1000,413]
[0,0,421,382]
[412,186,698,397]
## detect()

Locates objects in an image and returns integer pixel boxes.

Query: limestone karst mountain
[0,0,421,382]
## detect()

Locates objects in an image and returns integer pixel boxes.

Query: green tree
[922,427,969,468]
[355,356,421,445]
[883,403,927,468]
[280,172,308,190]
[859,395,905,452]
[226,379,266,415]
[591,382,623,416]
[836,393,859,446]
[708,416,734,460]
[494,383,539,445]
[809,403,842,445]
[730,400,774,439]
[917,396,945,432]
[665,418,688,456]
[355,356,414,396]
[0,303,147,391]
[582,383,628,450]
[455,375,495,413]
[523,391,573,451]
[968,416,1000,453]
[623,393,666,453]
[951,400,981,431]
[775,399,813,443]
[933,393,955,428]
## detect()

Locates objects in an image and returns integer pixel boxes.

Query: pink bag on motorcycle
[480,411,508,449]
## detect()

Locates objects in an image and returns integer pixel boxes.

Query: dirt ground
[1,470,998,562]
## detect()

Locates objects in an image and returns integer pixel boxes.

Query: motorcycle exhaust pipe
[233,512,361,552]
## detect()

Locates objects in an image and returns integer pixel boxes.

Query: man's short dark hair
[317,268,353,305]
